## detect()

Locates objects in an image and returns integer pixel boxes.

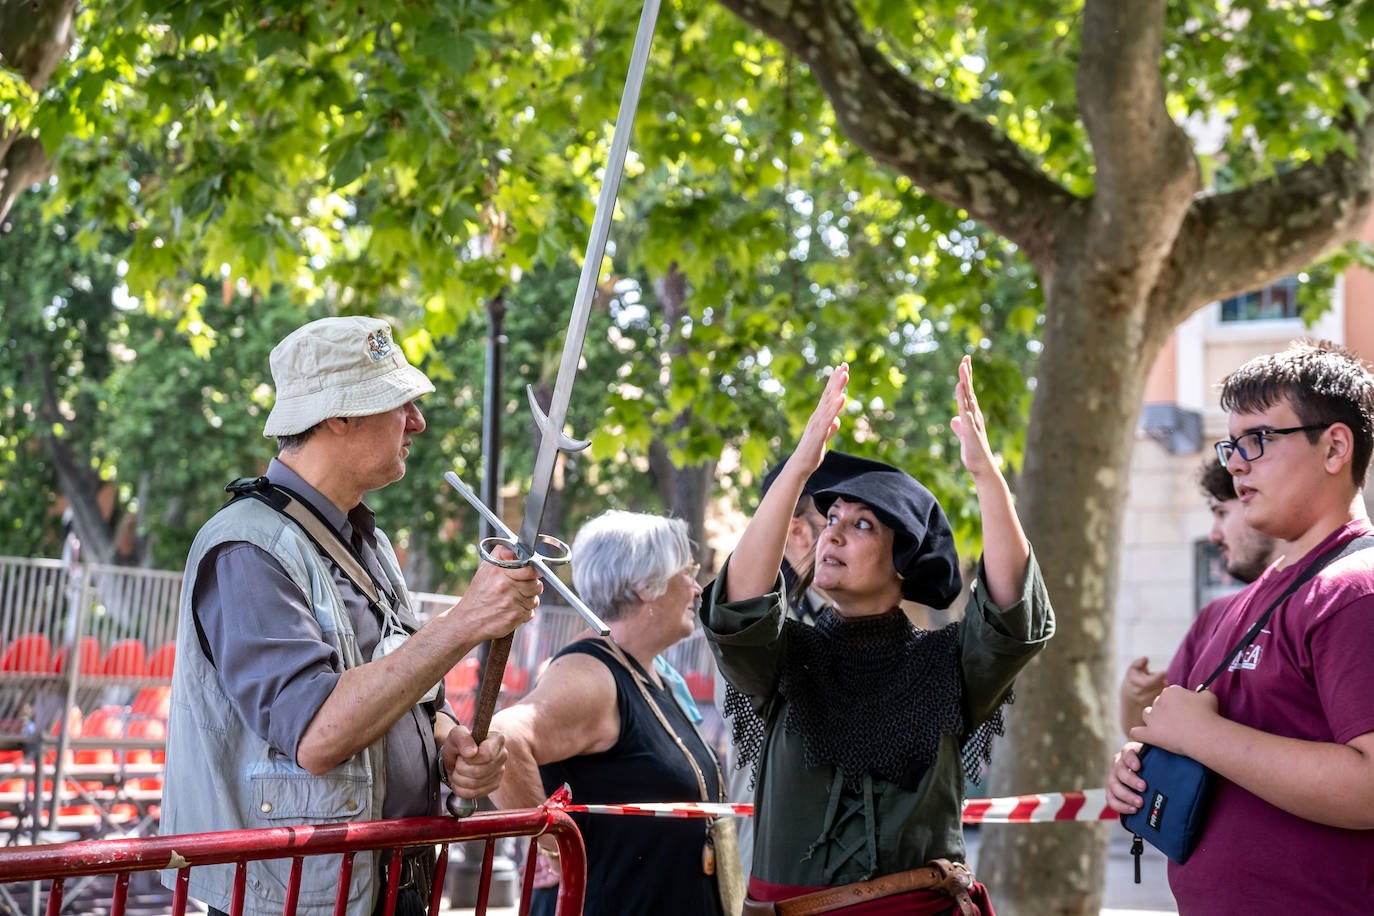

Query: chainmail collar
[723,607,1007,791]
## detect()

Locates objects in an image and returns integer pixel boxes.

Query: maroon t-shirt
[1166,518,1374,913]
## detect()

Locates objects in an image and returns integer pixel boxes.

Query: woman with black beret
[702,358,1054,915]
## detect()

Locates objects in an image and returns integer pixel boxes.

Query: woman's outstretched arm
[951,355,1030,608]
[725,364,849,603]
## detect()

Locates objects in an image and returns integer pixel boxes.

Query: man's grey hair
[276,422,322,453]
[572,510,695,622]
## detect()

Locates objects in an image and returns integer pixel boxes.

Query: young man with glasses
[1107,338,1374,913]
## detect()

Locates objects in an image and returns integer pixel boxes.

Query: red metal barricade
[0,790,585,916]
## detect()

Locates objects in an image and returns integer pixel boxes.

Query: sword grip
[447,632,514,819]
[471,633,512,745]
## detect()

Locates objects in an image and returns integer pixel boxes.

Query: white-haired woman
[490,509,727,916]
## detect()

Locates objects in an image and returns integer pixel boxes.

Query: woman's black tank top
[538,638,724,916]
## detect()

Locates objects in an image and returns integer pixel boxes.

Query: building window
[1220,275,1300,322]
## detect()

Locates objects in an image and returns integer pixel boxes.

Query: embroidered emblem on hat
[367,328,394,361]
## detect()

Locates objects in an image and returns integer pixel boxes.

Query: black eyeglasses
[1214,424,1330,466]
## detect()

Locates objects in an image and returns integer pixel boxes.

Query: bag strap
[219,477,437,725]
[599,637,725,803]
[225,475,384,608]
[1196,533,1374,690]
[773,860,976,916]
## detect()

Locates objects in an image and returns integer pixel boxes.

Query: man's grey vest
[160,497,412,916]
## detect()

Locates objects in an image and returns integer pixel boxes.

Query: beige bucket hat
[263,316,436,437]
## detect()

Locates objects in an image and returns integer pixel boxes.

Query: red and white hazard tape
[557,789,1116,824]
[960,789,1114,823]
[561,801,753,819]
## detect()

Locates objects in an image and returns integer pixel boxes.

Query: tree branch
[1077,0,1200,288]
[715,0,1074,262]
[1,137,54,226]
[0,0,77,86]
[1165,75,1374,321]
[0,0,78,224]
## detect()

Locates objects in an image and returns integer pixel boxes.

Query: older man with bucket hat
[161,315,543,916]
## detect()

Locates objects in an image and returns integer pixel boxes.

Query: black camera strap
[225,476,388,610]
[192,476,404,667]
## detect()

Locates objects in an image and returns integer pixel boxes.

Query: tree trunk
[405,511,436,594]
[25,348,118,564]
[648,439,717,567]
[976,260,1160,914]
[648,261,718,569]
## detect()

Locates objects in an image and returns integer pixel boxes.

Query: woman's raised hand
[951,354,1029,603]
[722,362,849,604]
[794,363,849,474]
[950,356,998,482]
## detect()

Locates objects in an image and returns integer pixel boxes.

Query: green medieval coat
[701,551,1053,887]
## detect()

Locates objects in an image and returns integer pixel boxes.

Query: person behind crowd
[704,358,1053,915]
[161,316,543,916]
[1118,457,1283,735]
[1107,338,1374,913]
[485,509,729,916]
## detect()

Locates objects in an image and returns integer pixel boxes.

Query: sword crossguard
[527,386,592,454]
[478,533,572,569]
[443,471,610,637]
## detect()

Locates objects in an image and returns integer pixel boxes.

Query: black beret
[810,458,963,609]
[761,450,895,500]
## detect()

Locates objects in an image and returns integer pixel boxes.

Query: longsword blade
[517,0,663,550]
[450,4,662,819]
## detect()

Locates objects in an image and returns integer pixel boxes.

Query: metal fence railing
[0,557,722,850]
[0,792,587,916]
